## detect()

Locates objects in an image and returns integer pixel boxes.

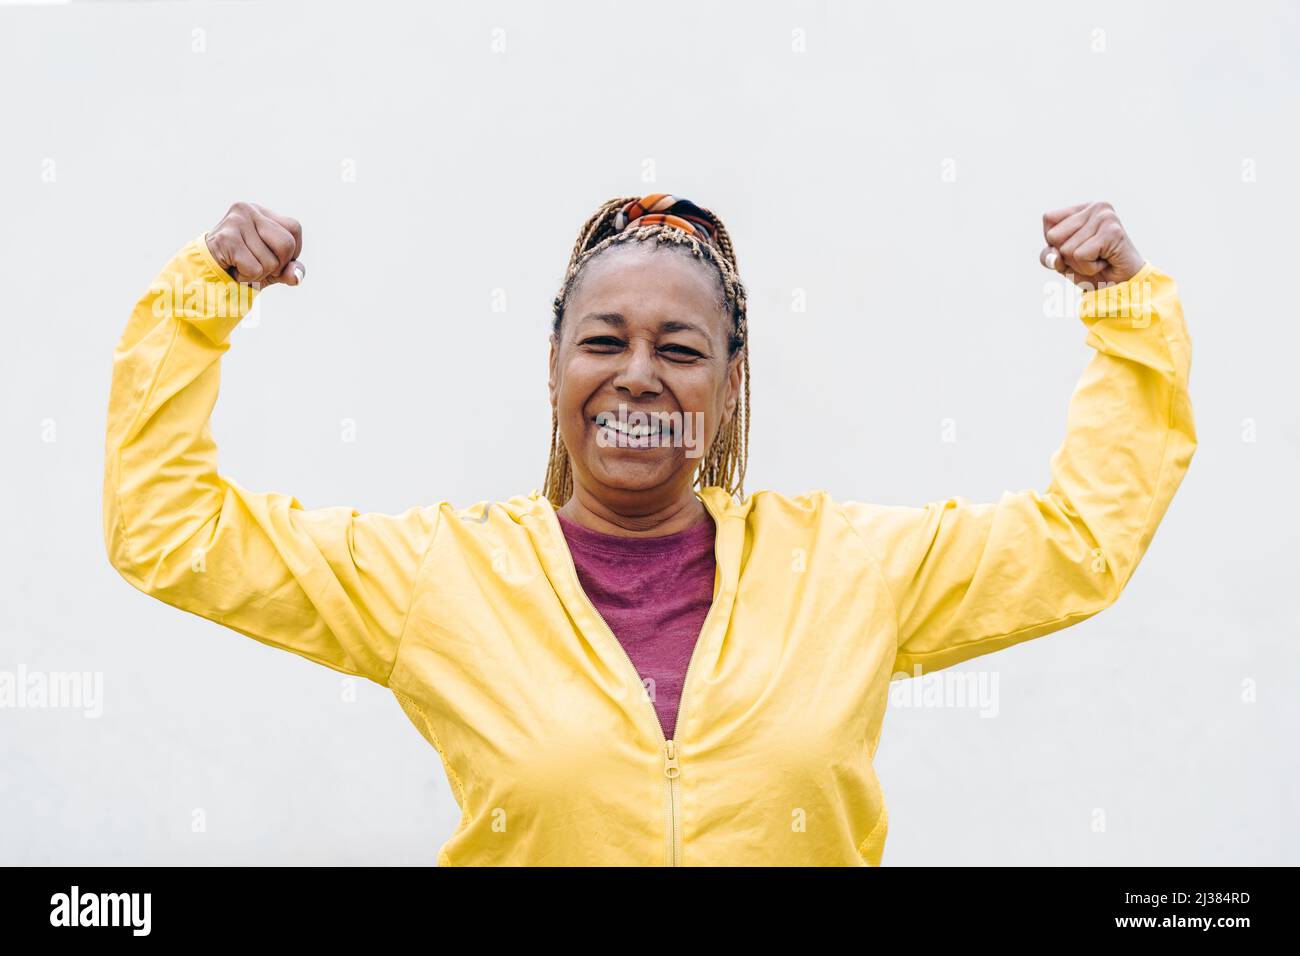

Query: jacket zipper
[664,572,716,866]
[663,739,681,865]
[549,495,726,867]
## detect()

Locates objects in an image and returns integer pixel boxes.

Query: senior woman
[103,193,1196,866]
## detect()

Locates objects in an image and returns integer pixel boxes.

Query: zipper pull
[664,739,680,779]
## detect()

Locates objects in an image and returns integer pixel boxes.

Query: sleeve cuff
[194,232,233,282]
[168,233,262,344]
[1078,261,1158,324]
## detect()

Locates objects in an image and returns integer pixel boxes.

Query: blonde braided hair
[543,195,749,509]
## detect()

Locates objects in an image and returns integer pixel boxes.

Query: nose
[611,341,662,398]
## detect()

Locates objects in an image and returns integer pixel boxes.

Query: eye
[661,345,704,361]
[580,336,624,351]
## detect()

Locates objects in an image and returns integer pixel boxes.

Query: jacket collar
[516,485,746,744]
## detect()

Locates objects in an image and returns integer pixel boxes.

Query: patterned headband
[612,193,718,244]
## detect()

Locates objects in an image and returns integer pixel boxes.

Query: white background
[1,0,1296,864]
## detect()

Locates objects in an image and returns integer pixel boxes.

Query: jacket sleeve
[103,235,442,687]
[836,262,1196,677]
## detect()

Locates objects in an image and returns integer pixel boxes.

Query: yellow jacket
[104,236,1196,865]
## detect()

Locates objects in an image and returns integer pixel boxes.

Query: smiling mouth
[591,411,676,446]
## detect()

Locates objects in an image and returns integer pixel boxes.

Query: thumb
[266,259,306,287]
[1039,246,1067,275]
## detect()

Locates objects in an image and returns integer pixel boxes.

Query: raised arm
[103,203,441,687]
[837,202,1196,676]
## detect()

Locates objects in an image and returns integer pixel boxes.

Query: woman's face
[549,242,742,505]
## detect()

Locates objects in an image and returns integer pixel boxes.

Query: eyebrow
[577,312,709,336]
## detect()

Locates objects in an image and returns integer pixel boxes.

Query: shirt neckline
[555,508,717,557]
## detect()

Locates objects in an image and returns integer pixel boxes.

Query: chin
[585,452,681,493]
[594,465,674,492]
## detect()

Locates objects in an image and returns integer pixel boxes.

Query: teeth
[595,414,670,438]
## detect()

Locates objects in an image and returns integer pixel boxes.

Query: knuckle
[267,231,294,257]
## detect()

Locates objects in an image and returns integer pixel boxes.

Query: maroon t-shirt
[555,509,717,741]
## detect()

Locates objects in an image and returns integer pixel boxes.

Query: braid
[543,196,750,508]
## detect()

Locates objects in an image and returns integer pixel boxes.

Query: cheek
[701,371,732,413]
[553,355,592,398]
[553,358,603,426]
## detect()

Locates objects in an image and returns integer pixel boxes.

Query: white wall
[1,0,1295,864]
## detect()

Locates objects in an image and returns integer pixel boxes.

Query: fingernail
[1045,251,1059,270]
[292,264,305,284]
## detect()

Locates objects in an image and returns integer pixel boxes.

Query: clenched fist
[1040,201,1143,287]
[205,202,305,286]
